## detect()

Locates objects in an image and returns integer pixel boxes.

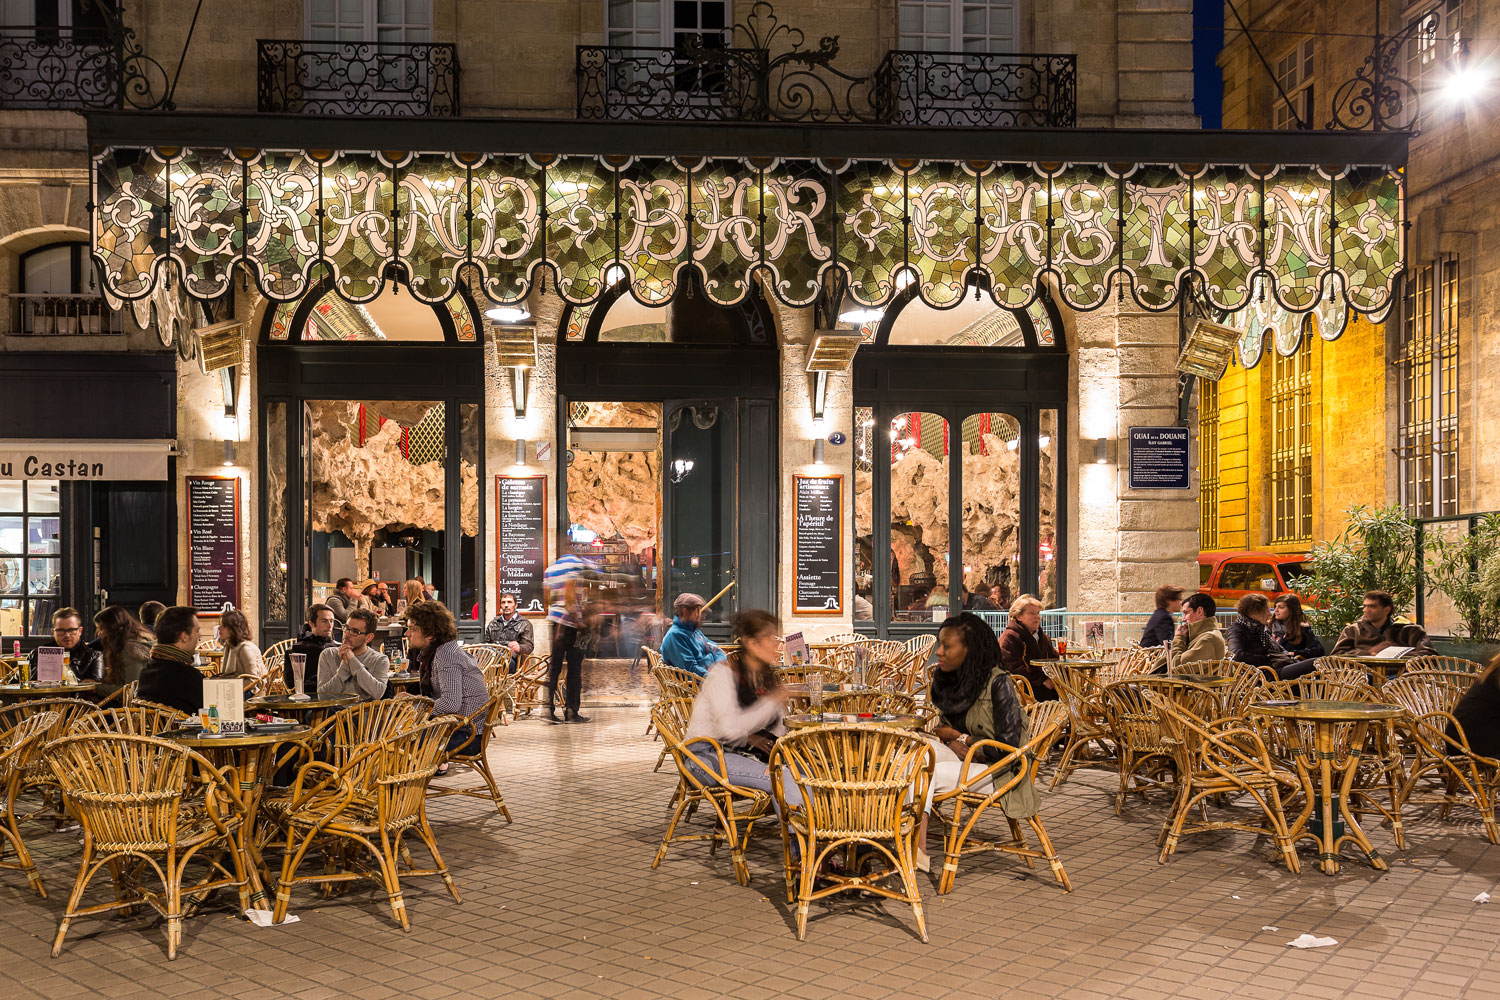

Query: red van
[1198,551,1308,604]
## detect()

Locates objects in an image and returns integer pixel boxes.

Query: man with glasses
[27,607,102,683]
[317,608,390,701]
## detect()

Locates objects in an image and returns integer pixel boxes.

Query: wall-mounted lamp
[222,439,236,467]
[813,438,826,465]
[806,329,860,442]
[491,310,537,419]
[515,439,528,466]
[511,367,529,418]
[1094,438,1109,464]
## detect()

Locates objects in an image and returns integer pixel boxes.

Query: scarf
[929,664,982,721]
[150,642,195,667]
[412,643,438,697]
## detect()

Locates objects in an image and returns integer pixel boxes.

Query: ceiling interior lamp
[1176,317,1240,380]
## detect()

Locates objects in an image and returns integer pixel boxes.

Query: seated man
[1282,589,1435,679]
[659,593,726,678]
[27,607,102,683]
[136,606,205,715]
[288,604,337,691]
[1170,593,1226,667]
[483,592,536,669]
[325,578,358,624]
[317,608,390,701]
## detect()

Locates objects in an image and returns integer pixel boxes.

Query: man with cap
[659,593,727,678]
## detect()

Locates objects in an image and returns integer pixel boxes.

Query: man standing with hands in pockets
[317,608,390,701]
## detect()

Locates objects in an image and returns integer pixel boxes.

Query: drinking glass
[808,670,824,714]
[289,652,309,701]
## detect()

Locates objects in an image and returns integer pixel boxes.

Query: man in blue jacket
[659,593,725,677]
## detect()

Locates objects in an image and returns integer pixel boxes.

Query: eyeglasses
[52,626,82,635]
[344,628,367,638]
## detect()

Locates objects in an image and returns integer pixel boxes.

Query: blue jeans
[685,741,803,812]
[446,725,480,754]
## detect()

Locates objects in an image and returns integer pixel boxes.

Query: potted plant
[1288,504,1417,647]
[1425,512,1500,662]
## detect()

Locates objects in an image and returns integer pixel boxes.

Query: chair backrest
[650,664,702,701]
[1383,671,1472,717]
[43,733,200,851]
[316,699,429,769]
[641,646,665,672]
[466,644,508,681]
[117,678,141,707]
[1405,654,1483,675]
[1,711,58,789]
[350,716,462,829]
[822,690,919,717]
[1312,656,1371,687]
[777,663,847,685]
[73,705,187,736]
[771,725,934,839]
[903,634,936,666]
[818,633,867,647]
[1255,677,1369,703]
[1024,700,1068,744]
[0,697,101,743]
[1100,677,1218,752]
[263,637,297,674]
[1115,646,1165,678]
[652,696,695,743]
[1010,673,1036,706]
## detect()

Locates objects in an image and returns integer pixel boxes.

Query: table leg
[1314,722,1342,875]
[1331,721,1388,872]
[235,748,275,913]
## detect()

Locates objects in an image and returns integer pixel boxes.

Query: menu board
[496,474,548,615]
[793,474,843,615]
[186,475,239,613]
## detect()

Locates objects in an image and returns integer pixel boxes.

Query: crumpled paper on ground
[1474,892,1491,903]
[1287,933,1337,949]
[246,909,300,927]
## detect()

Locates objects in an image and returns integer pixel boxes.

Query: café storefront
[85,113,1406,645]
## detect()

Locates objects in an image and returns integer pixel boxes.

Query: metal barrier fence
[970,609,1237,649]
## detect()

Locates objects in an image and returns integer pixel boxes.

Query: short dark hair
[347,608,378,634]
[1154,585,1184,610]
[404,600,458,646]
[1365,590,1394,609]
[307,603,333,624]
[1184,593,1216,617]
[154,606,199,646]
[51,606,81,625]
[138,601,166,630]
[336,578,354,591]
[1235,593,1270,617]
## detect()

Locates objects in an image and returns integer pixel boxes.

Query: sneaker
[542,710,561,723]
[565,711,591,723]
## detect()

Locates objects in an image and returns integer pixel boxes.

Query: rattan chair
[1011,674,1036,707]
[771,725,934,941]
[777,663,848,686]
[1099,677,1218,814]
[72,704,188,736]
[45,732,248,959]
[0,712,58,898]
[429,690,511,822]
[930,700,1072,895]
[261,637,297,687]
[1312,656,1374,687]
[821,690,920,717]
[509,653,553,716]
[1041,661,1115,787]
[1143,692,1301,873]
[1394,669,1478,709]
[1404,655,1483,675]
[304,699,430,771]
[1384,674,1499,844]
[651,698,772,886]
[0,698,102,822]
[270,716,464,930]
[650,663,703,702]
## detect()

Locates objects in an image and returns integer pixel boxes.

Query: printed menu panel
[496,475,548,615]
[793,474,843,615]
[187,476,239,613]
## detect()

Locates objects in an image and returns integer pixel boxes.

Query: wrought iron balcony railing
[0,27,121,109]
[8,294,122,336]
[576,3,1075,126]
[257,39,459,116]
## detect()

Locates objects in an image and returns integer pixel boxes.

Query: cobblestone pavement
[2,707,1497,999]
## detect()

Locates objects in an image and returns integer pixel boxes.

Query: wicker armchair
[1404,655,1482,675]
[0,712,58,897]
[771,725,934,941]
[72,704,188,736]
[44,732,248,958]
[821,690,920,717]
[1384,674,1499,844]
[930,701,1071,895]
[1143,693,1301,873]
[0,697,102,822]
[651,698,772,886]
[270,716,464,930]
[428,690,511,822]
[650,663,703,702]
[1041,661,1115,787]
[302,699,429,771]
[1390,669,1476,711]
[1099,677,1218,814]
[509,653,553,716]
[260,638,297,689]
[1312,656,1373,687]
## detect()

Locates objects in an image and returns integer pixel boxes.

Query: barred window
[1199,379,1220,549]
[1270,333,1313,542]
[1397,258,1460,516]
[1405,0,1463,116]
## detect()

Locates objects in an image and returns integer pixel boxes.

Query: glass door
[663,400,738,627]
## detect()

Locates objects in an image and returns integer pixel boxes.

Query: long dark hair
[936,611,1003,706]
[729,608,779,708]
[1274,594,1309,645]
[219,609,252,648]
[93,605,151,686]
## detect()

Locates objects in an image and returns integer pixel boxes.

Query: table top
[247,693,359,711]
[163,723,312,749]
[1031,658,1117,670]
[1248,699,1405,722]
[388,672,420,684]
[0,682,96,696]
[784,712,923,731]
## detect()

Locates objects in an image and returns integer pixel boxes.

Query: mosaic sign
[91,148,1404,321]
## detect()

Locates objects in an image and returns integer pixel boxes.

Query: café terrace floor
[2,707,1497,1000]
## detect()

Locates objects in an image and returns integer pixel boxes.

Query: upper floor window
[899,0,1017,53]
[1273,37,1314,129]
[1397,257,1460,517]
[1269,333,1312,543]
[20,241,92,295]
[307,0,430,42]
[607,0,729,48]
[13,241,114,335]
[1406,0,1463,113]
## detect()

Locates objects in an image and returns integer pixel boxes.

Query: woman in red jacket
[998,594,1059,701]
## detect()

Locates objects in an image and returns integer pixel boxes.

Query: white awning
[0,439,175,481]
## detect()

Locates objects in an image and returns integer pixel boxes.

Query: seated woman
[1450,656,1500,760]
[1227,594,1292,674]
[682,609,796,806]
[919,611,1034,872]
[1271,594,1324,660]
[998,594,1059,701]
[217,609,267,681]
[92,604,154,703]
[404,600,488,759]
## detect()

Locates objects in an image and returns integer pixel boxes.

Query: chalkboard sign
[495,474,548,615]
[186,475,239,613]
[1128,426,1191,490]
[793,474,843,615]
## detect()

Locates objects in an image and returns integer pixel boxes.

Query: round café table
[163,724,312,917]
[1247,699,1406,875]
[0,681,96,702]
[784,712,923,731]
[247,692,359,727]
[781,682,873,713]
[1346,655,1409,688]
[387,671,421,689]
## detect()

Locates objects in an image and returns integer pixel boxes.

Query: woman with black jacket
[1226,593,1292,673]
[1271,594,1324,659]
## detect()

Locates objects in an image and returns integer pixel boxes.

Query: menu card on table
[36,647,64,684]
[202,679,245,734]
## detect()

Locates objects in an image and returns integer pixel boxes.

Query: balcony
[8,294,122,336]
[0,28,122,110]
[875,51,1075,128]
[257,39,459,116]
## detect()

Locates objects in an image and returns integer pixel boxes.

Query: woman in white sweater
[217,609,267,680]
[683,608,794,800]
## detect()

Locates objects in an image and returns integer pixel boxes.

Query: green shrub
[1425,513,1500,640]
[1288,504,1416,635]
